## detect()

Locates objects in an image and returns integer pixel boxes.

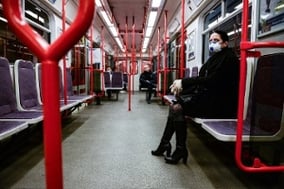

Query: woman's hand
[169,79,182,95]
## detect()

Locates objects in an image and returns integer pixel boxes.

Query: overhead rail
[2,1,95,189]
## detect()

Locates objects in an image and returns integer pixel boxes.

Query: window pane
[25,1,50,29]
[225,0,242,15]
[204,3,221,30]
[258,0,284,35]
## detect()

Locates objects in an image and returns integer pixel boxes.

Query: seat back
[36,63,64,101]
[35,63,43,104]
[104,72,111,88]
[93,70,102,92]
[191,66,198,77]
[0,57,18,115]
[184,68,190,78]
[14,60,40,110]
[65,67,74,96]
[111,72,123,88]
[250,53,284,135]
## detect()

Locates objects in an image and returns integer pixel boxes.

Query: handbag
[176,85,207,105]
[176,94,194,104]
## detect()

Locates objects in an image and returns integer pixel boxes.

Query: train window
[224,0,242,16]
[258,0,284,36]
[0,1,51,63]
[25,1,50,29]
[203,5,251,62]
[204,3,221,30]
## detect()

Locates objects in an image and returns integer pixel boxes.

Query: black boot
[147,89,152,104]
[151,116,175,157]
[151,141,171,157]
[165,121,188,164]
[165,146,188,164]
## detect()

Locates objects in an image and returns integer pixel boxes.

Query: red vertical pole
[235,0,249,171]
[101,26,105,71]
[62,0,67,103]
[132,22,135,95]
[89,7,96,96]
[180,0,185,78]
[157,27,161,96]
[163,10,168,96]
[125,17,131,111]
[101,26,105,93]
[89,26,94,95]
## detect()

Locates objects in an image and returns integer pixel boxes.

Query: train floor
[0,92,284,188]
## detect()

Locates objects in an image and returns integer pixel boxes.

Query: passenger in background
[139,64,156,104]
[151,30,239,164]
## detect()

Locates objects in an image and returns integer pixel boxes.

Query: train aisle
[0,92,282,188]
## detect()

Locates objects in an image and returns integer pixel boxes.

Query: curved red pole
[3,1,95,188]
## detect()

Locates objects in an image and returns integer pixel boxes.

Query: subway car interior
[1,0,284,188]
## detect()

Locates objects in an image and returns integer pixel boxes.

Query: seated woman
[151,30,240,164]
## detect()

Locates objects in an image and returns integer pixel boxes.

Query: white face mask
[209,42,222,53]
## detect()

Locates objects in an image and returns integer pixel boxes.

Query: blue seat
[0,57,43,124]
[104,71,123,100]
[63,67,94,102]
[0,120,28,141]
[14,59,43,111]
[35,63,82,111]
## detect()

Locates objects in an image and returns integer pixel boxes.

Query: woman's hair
[213,30,229,42]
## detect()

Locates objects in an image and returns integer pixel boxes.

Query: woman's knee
[169,104,184,121]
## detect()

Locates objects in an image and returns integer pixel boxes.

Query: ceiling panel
[94,0,180,55]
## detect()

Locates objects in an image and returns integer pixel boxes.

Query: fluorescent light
[95,0,102,7]
[25,10,44,23]
[145,27,153,37]
[100,11,113,26]
[109,26,118,37]
[275,2,284,11]
[142,37,150,49]
[25,10,37,19]
[151,0,162,8]
[115,37,124,50]
[234,3,243,10]
[0,16,7,23]
[148,11,157,27]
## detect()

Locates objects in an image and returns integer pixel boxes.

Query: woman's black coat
[180,47,240,118]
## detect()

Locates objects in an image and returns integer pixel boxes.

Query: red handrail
[236,0,284,172]
[163,10,168,97]
[3,0,95,188]
[180,0,185,79]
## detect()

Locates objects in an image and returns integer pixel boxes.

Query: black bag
[176,94,194,104]
[176,85,207,105]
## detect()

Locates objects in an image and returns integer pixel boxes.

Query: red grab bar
[236,0,284,173]
[3,0,95,188]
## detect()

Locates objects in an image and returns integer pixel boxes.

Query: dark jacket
[181,47,239,118]
[140,71,156,88]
